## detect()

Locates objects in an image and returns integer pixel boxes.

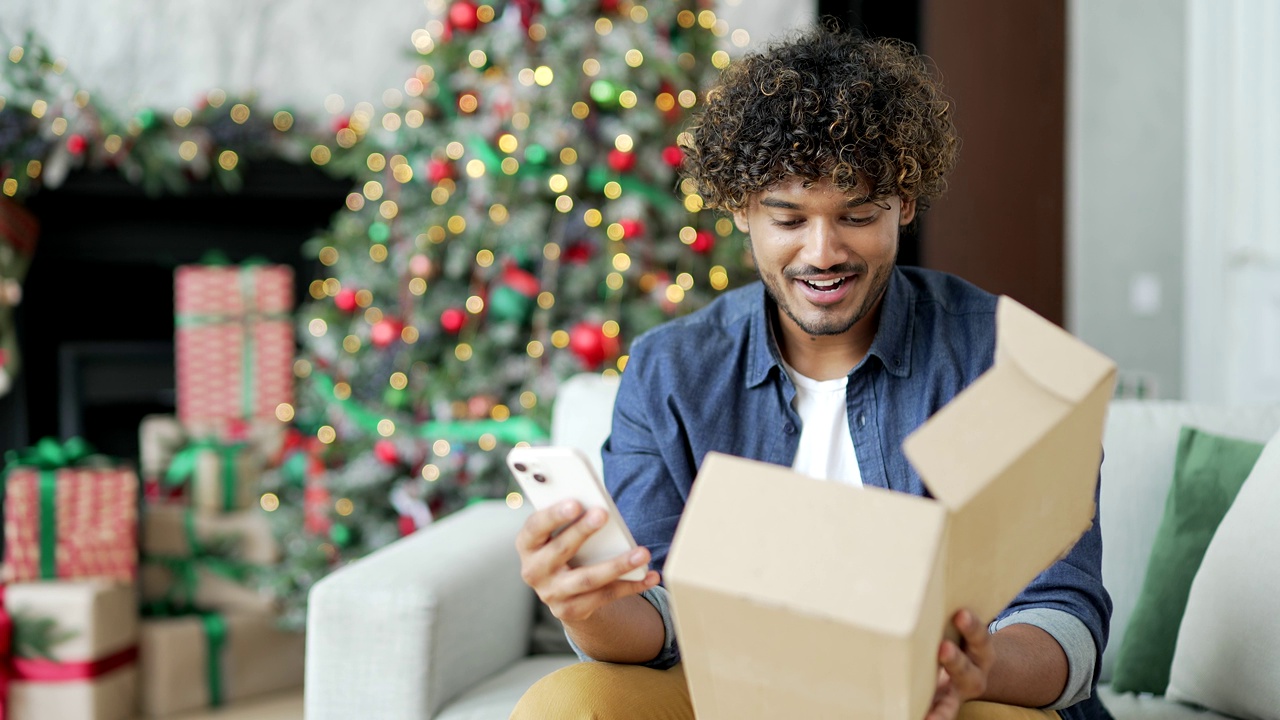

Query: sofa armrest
[305,500,535,720]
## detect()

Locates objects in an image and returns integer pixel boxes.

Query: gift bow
[0,585,138,720]
[164,439,250,511]
[2,436,95,471]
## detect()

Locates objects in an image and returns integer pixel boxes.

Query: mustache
[782,263,866,279]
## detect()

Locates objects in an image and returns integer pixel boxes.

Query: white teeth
[804,278,844,290]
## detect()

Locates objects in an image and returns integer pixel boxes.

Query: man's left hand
[926,609,994,720]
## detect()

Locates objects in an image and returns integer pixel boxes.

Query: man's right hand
[516,500,660,624]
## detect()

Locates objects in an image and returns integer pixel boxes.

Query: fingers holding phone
[516,502,659,622]
[509,447,659,622]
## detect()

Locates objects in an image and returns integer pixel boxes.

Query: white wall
[0,0,812,118]
[1068,0,1187,399]
[1070,0,1280,405]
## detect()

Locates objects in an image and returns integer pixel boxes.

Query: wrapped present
[162,437,265,514]
[4,579,139,720]
[137,610,305,717]
[175,260,295,439]
[2,439,138,584]
[140,414,286,510]
[139,556,276,616]
[142,505,279,565]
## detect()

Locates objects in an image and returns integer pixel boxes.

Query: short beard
[752,249,896,337]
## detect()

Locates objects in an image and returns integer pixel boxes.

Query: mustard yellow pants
[511,662,1061,720]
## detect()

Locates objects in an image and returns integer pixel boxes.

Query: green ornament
[136,108,158,129]
[383,386,409,409]
[489,285,535,324]
[329,524,352,547]
[586,166,610,191]
[589,80,621,109]
[369,222,391,243]
[525,145,548,166]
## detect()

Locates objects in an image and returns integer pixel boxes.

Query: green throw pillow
[1110,426,1266,694]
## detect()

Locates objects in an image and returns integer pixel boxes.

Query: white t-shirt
[781,360,863,487]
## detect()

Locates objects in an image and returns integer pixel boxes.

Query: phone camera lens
[533,473,547,483]
[513,463,527,472]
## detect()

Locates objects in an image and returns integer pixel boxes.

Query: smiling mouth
[800,277,848,292]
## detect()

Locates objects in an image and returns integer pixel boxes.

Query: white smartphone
[506,446,646,582]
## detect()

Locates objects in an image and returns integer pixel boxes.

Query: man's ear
[899,197,917,226]
[733,210,750,234]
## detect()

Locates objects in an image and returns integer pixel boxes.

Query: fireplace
[1,160,350,462]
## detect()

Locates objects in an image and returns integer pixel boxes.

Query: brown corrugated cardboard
[137,610,305,717]
[140,560,277,615]
[141,505,280,565]
[664,296,1116,719]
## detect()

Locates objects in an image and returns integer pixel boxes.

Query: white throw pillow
[1166,426,1280,719]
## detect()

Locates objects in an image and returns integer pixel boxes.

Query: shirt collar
[745,267,915,388]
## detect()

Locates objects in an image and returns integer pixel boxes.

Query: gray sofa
[304,373,1280,719]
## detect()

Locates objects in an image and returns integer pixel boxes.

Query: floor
[138,690,304,720]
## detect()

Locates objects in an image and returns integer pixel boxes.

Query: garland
[0,30,369,202]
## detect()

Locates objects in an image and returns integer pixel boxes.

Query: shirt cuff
[564,586,682,669]
[990,608,1096,710]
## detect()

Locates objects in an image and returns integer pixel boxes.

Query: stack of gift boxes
[1,259,306,719]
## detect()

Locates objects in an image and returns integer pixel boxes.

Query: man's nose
[799,219,848,269]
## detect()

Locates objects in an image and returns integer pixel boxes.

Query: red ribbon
[0,585,138,720]
[12,646,139,682]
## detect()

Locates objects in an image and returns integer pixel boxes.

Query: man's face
[734,177,916,339]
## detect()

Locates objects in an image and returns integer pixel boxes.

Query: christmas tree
[259,0,758,626]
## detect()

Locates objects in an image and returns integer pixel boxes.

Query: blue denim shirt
[595,267,1113,720]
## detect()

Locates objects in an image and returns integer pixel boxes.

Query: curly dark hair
[680,25,958,213]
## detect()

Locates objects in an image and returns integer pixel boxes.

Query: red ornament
[662,146,685,169]
[501,264,541,297]
[440,308,467,334]
[398,515,418,537]
[332,116,351,133]
[600,0,620,12]
[371,318,404,348]
[427,159,454,184]
[619,218,645,240]
[66,134,88,156]
[334,288,359,313]
[568,321,620,371]
[374,440,400,465]
[607,149,637,173]
[562,241,594,264]
[690,230,716,255]
[449,1,481,32]
[513,0,541,29]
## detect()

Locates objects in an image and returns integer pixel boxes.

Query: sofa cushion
[1098,401,1280,683]
[1165,428,1280,720]
[1110,426,1264,694]
[1098,684,1234,720]
[434,654,576,720]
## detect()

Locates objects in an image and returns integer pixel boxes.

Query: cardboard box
[140,557,277,615]
[137,610,305,717]
[6,579,139,720]
[142,505,279,565]
[664,296,1116,720]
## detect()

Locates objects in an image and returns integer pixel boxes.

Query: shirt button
[784,423,796,434]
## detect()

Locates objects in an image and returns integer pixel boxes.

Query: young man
[514,26,1111,720]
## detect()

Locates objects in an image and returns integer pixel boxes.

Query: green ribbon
[200,612,227,707]
[585,167,682,212]
[313,372,547,445]
[144,554,253,615]
[2,437,98,580]
[38,471,56,579]
[166,439,248,511]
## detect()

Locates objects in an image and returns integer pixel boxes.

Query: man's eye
[847,215,876,225]
[772,218,803,227]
